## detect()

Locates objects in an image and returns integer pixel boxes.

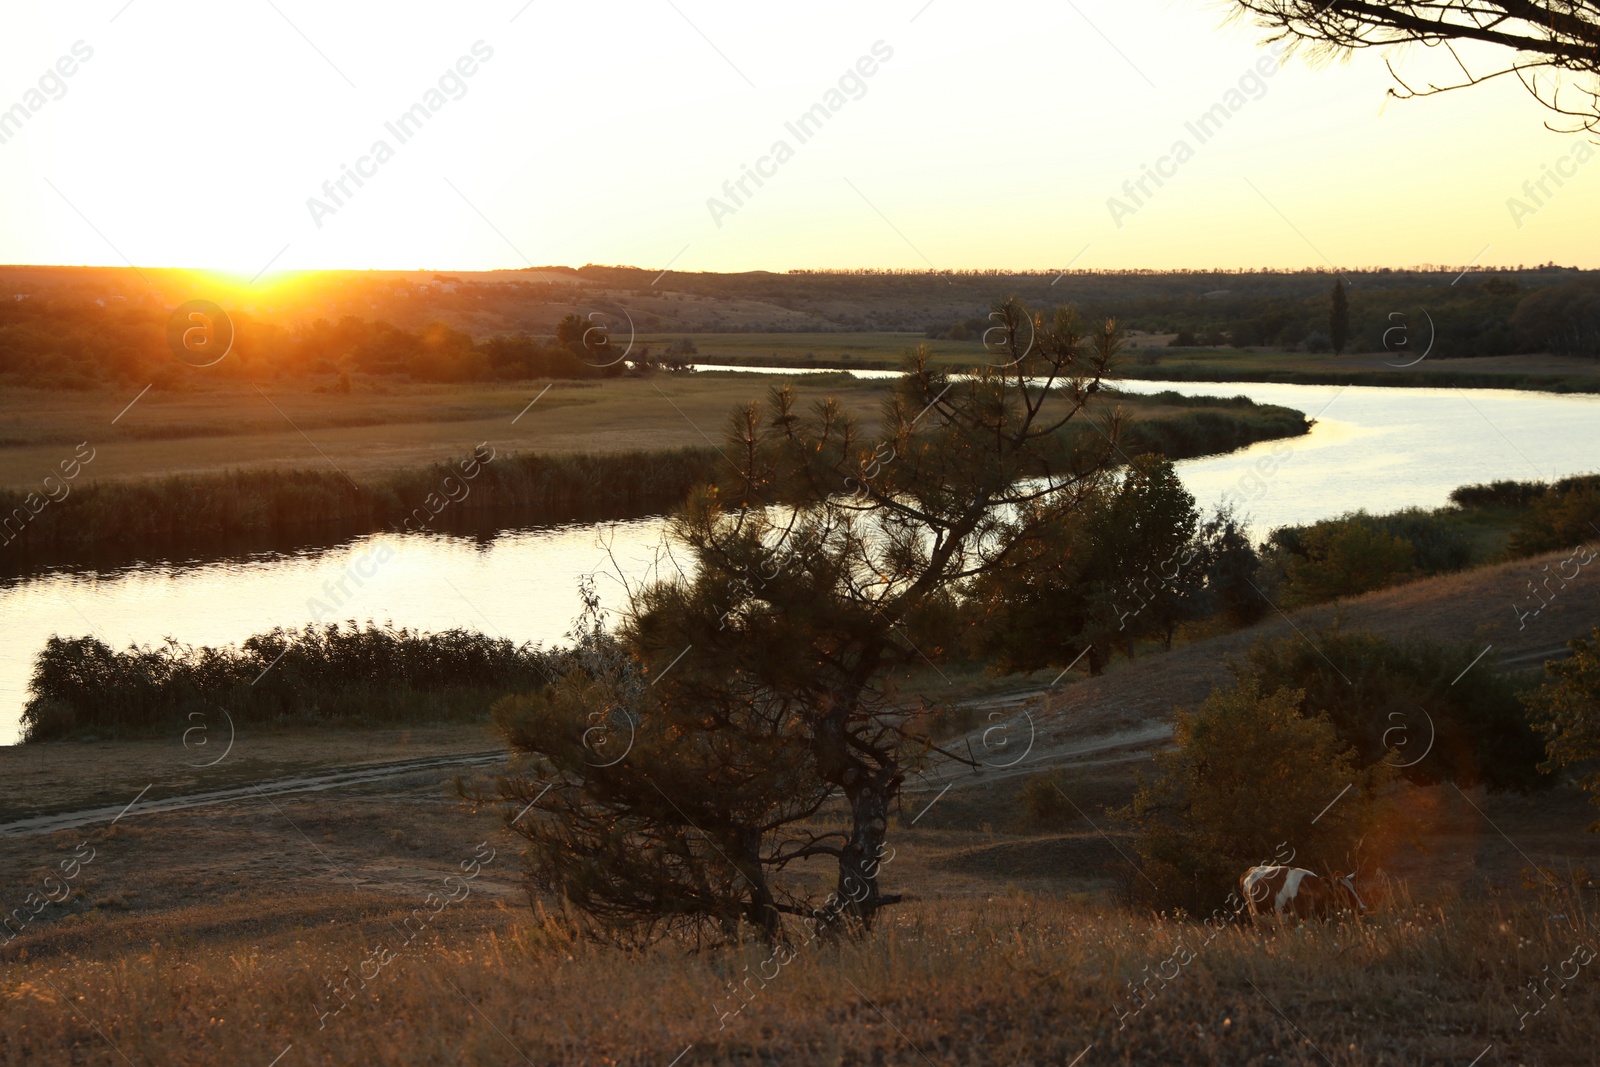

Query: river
[2,374,1596,745]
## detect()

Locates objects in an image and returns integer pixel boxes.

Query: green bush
[1243,627,1544,790]
[1266,508,1473,607]
[1507,475,1600,557]
[1450,479,1548,510]
[1277,519,1416,607]
[1371,508,1475,573]
[1521,628,1600,827]
[1117,676,1384,912]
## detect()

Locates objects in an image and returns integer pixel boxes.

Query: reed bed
[0,447,721,559]
[21,624,558,742]
[1114,399,1309,459]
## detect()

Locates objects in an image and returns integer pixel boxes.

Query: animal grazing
[1240,865,1366,920]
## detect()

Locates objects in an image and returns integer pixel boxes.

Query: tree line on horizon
[0,297,695,388]
[930,275,1600,359]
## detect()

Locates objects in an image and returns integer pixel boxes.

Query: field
[4,550,1600,1064]
[0,373,873,489]
[0,370,1304,491]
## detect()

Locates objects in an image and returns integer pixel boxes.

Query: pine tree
[496,297,1126,942]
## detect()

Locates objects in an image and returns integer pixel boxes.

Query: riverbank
[0,446,718,575]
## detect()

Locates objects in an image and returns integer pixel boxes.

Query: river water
[3,374,1597,745]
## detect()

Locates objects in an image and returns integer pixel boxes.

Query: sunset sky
[1,0,1594,275]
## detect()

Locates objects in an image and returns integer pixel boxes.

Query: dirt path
[0,687,1150,839]
[0,750,505,838]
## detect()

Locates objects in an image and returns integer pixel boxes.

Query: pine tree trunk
[811,668,901,932]
[836,770,897,929]
[733,828,782,940]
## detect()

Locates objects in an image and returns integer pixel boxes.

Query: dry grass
[0,375,887,489]
[3,662,1600,1064]
[0,373,1276,490]
[3,875,1596,1065]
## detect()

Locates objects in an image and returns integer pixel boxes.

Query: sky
[0,0,1595,276]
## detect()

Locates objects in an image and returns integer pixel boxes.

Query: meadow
[3,869,1596,1065]
[0,374,875,488]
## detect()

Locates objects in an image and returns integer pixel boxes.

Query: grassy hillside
[2,878,1595,1065]
[4,552,1599,1063]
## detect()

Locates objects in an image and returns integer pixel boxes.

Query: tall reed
[22,623,561,741]
[0,447,721,564]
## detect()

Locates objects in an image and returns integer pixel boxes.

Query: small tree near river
[493,297,1126,942]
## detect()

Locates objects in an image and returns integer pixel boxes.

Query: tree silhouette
[495,297,1126,941]
[1229,1,1600,133]
[968,455,1208,674]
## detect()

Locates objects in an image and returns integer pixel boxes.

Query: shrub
[1192,507,1265,627]
[1277,519,1416,607]
[21,624,559,741]
[1266,508,1473,607]
[1521,628,1600,827]
[1243,627,1544,790]
[1506,474,1600,557]
[1371,507,1474,573]
[1450,478,1548,510]
[1117,676,1384,912]
[1019,770,1078,826]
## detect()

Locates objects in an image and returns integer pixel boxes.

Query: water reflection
[1115,380,1600,535]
